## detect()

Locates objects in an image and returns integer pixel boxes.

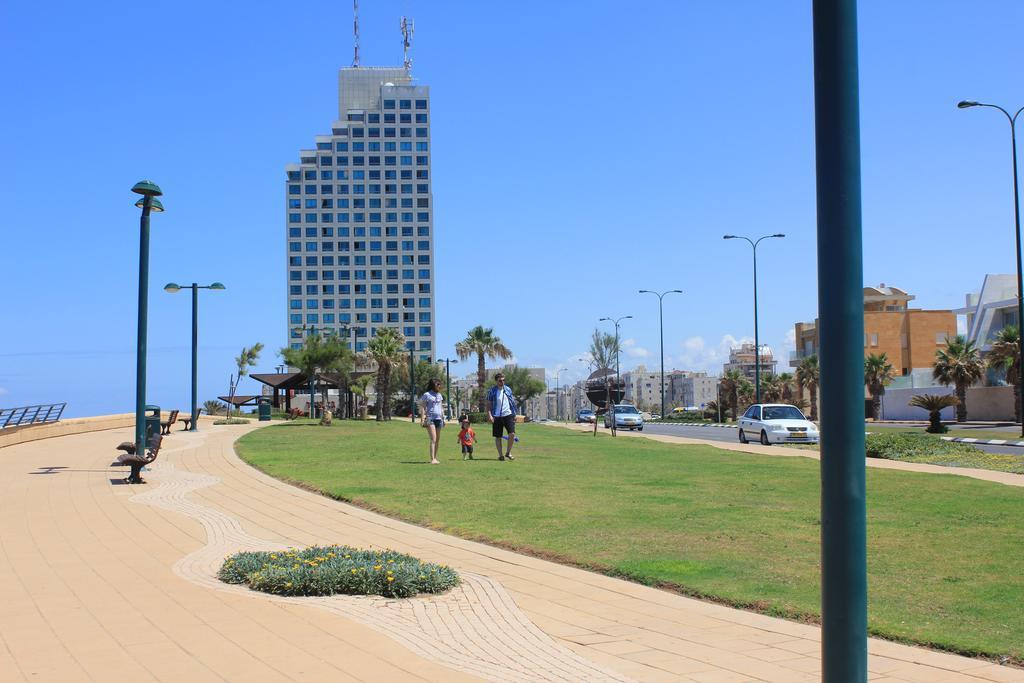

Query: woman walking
[419,378,446,464]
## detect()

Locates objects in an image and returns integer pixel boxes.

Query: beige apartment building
[791,284,956,377]
[724,343,778,382]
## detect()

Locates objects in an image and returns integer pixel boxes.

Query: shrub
[661,411,708,422]
[466,412,489,424]
[218,545,459,599]
[865,432,981,460]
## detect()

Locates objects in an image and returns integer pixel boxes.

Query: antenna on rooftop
[401,16,414,73]
[353,0,360,67]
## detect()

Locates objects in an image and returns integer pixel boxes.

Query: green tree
[719,369,744,420]
[864,352,895,421]
[761,374,784,403]
[280,334,354,418]
[737,378,755,411]
[203,399,225,416]
[502,365,546,416]
[587,329,619,410]
[933,335,985,423]
[227,343,263,418]
[987,325,1021,422]
[455,326,513,412]
[796,355,820,421]
[362,327,406,421]
[777,372,795,403]
[908,393,959,434]
[350,373,375,418]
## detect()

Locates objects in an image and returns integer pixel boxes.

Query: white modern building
[955,274,1019,353]
[285,66,434,362]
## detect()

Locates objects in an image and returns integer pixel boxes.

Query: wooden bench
[178,410,199,431]
[113,433,163,484]
[160,409,180,435]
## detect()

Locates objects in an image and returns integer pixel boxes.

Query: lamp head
[624,315,633,320]
[599,317,610,322]
[135,197,164,212]
[639,289,651,294]
[671,289,683,293]
[957,100,979,109]
[209,282,226,290]
[131,180,163,197]
[772,233,785,238]
[723,234,737,239]
[164,283,181,293]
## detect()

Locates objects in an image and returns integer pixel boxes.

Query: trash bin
[258,397,272,422]
[144,405,161,444]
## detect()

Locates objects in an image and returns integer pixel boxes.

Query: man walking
[486,372,517,461]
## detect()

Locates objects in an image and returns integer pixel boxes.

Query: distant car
[738,404,819,445]
[604,404,644,431]
[576,409,596,423]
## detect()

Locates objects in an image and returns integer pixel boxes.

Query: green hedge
[865,432,981,460]
[219,545,459,598]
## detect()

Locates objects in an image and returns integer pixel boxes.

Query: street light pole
[554,368,568,421]
[599,315,632,399]
[131,181,163,456]
[813,0,867,677]
[436,357,458,419]
[409,346,416,423]
[723,234,785,403]
[639,289,682,418]
[164,281,226,431]
[958,99,1024,437]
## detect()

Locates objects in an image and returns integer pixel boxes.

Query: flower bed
[866,432,981,460]
[219,546,460,598]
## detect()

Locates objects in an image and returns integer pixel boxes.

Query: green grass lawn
[869,426,1024,441]
[236,420,1024,662]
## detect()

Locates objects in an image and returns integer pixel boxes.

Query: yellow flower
[387,559,395,563]
[270,554,277,559]
[374,564,382,570]
[351,569,357,574]
[387,576,395,582]
[285,582,292,587]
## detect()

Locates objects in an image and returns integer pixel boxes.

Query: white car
[603,404,645,431]
[738,404,819,445]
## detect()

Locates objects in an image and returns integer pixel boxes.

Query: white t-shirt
[421,391,444,420]
[494,387,513,417]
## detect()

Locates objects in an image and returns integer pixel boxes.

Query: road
[636,422,1024,455]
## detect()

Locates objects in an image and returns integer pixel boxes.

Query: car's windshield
[615,406,639,414]
[762,406,806,421]
[579,410,593,415]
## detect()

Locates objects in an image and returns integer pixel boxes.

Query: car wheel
[760,430,771,446]
[637,426,643,431]
[738,429,748,444]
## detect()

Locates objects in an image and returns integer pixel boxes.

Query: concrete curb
[943,436,1024,448]
[651,422,738,428]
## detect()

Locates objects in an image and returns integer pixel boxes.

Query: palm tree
[737,378,755,411]
[362,327,406,421]
[778,372,795,403]
[280,334,353,418]
[796,355,820,421]
[455,326,513,412]
[933,335,985,423]
[227,343,263,418]
[908,393,959,434]
[719,369,744,420]
[350,373,375,419]
[864,352,894,421]
[761,374,784,403]
[987,325,1021,423]
[588,328,618,412]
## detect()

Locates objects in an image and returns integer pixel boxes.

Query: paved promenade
[1,422,1021,682]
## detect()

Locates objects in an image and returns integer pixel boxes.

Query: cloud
[668,334,753,374]
[0,387,7,396]
[783,328,796,352]
[620,338,650,358]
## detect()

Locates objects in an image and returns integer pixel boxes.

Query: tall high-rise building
[285,67,434,361]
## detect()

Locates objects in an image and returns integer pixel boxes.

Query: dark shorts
[492,414,516,438]
[429,419,443,430]
[461,444,474,454]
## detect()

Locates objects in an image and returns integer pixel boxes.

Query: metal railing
[0,403,67,429]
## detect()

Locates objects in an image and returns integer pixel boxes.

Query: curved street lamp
[436,357,459,418]
[131,180,163,456]
[723,233,785,403]
[639,289,682,418]
[164,282,226,431]
[958,100,1024,437]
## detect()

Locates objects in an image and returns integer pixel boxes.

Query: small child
[457,419,476,460]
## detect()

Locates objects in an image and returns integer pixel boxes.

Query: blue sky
[1,1,1022,417]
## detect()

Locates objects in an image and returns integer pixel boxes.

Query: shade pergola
[249,371,374,416]
[217,395,260,407]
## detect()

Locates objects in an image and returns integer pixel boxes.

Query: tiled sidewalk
[0,423,1020,682]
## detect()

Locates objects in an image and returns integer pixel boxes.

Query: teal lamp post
[164,282,226,431]
[958,100,1024,438]
[435,357,458,418]
[131,181,163,456]
[723,233,784,403]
